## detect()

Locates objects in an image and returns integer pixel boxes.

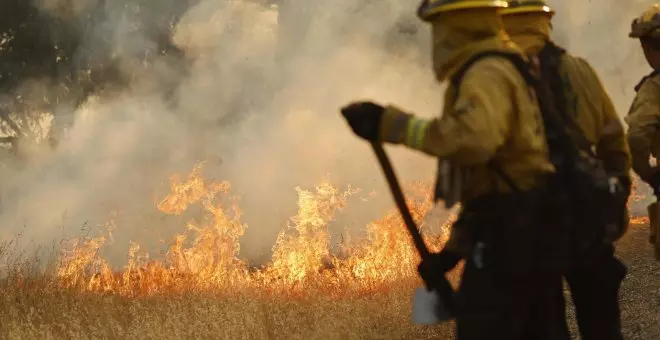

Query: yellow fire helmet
[499,0,555,16]
[417,0,508,22]
[630,4,660,39]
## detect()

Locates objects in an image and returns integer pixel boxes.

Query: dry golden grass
[0,232,457,340]
[2,175,654,339]
[0,272,454,340]
[0,165,458,339]
[1,222,655,339]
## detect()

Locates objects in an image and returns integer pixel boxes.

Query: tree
[0,0,197,150]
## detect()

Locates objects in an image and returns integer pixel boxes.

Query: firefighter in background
[340,0,568,338]
[499,1,631,339]
[627,3,660,260]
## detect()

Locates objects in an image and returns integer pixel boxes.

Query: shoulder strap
[446,50,532,193]
[450,50,533,100]
[453,48,584,178]
[537,41,597,158]
[634,69,660,92]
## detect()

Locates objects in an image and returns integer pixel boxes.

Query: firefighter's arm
[587,65,631,176]
[378,62,511,165]
[625,78,660,182]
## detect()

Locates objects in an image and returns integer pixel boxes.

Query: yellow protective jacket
[501,14,632,177]
[626,70,660,182]
[378,11,553,202]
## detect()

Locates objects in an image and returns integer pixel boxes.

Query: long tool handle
[371,142,456,319]
[370,142,430,259]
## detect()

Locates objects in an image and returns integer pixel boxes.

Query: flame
[628,176,654,226]
[53,164,654,298]
[630,216,650,225]
[55,163,452,297]
[630,176,648,204]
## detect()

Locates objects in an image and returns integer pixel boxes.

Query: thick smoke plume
[549,0,652,114]
[0,0,653,264]
[0,0,440,264]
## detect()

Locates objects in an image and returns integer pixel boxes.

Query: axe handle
[370,142,431,259]
[371,142,456,316]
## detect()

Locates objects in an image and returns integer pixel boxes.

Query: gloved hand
[340,101,385,141]
[417,250,461,289]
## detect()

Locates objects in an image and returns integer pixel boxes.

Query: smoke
[0,0,441,264]
[1,0,652,265]
[549,0,651,116]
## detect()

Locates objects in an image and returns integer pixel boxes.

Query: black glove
[417,250,461,289]
[417,250,460,317]
[340,101,385,141]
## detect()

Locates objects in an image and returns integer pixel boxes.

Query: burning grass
[0,163,457,339]
[52,163,453,297]
[1,164,649,339]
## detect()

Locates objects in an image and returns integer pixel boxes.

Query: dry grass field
[0,164,456,339]
[2,223,659,340]
[0,277,456,340]
[1,166,658,340]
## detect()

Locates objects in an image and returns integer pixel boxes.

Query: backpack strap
[634,69,660,92]
[537,41,597,159]
[442,46,587,194]
[450,51,535,96]
[437,50,532,195]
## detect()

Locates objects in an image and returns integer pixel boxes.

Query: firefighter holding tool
[340,0,570,338]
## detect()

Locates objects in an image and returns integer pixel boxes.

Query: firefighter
[627,3,660,260]
[499,1,632,339]
[340,0,568,338]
